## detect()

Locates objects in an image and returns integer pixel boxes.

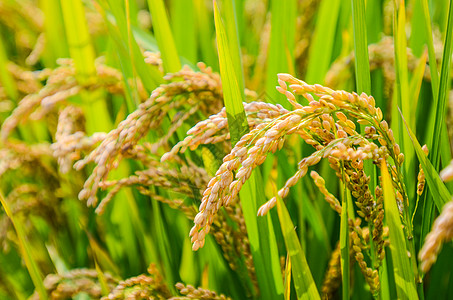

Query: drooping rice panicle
[75,63,223,207]
[417,145,429,195]
[28,269,119,300]
[419,200,453,273]
[177,73,407,251]
[174,282,232,300]
[102,264,171,300]
[1,59,135,141]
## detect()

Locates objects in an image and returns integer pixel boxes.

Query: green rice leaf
[381,161,418,300]
[306,0,341,83]
[221,0,245,94]
[419,0,439,101]
[265,0,296,106]
[408,51,428,120]
[418,0,453,255]
[214,2,283,298]
[430,0,453,166]
[276,196,320,300]
[194,0,217,69]
[86,233,120,276]
[60,0,96,81]
[351,0,371,94]
[400,109,450,209]
[213,0,247,144]
[393,0,416,200]
[283,254,292,300]
[94,259,110,296]
[41,0,68,65]
[0,191,48,300]
[171,0,197,63]
[147,0,181,73]
[0,36,18,101]
[340,181,351,300]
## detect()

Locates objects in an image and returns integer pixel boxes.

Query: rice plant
[1,0,453,299]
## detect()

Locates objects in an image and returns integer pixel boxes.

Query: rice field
[0,0,453,299]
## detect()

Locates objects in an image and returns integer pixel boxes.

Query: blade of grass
[0,190,48,300]
[306,0,341,83]
[96,0,160,99]
[0,36,18,101]
[400,109,450,209]
[351,0,371,94]
[419,0,453,250]
[171,0,197,63]
[340,187,350,300]
[276,196,320,300]
[146,0,181,73]
[221,0,245,94]
[381,160,418,300]
[86,232,120,276]
[265,0,296,107]
[94,259,110,296]
[430,0,453,167]
[41,0,68,65]
[194,0,217,69]
[419,0,440,101]
[61,0,112,134]
[60,0,96,82]
[283,254,292,300]
[213,0,247,143]
[408,51,428,120]
[214,2,283,298]
[393,0,416,203]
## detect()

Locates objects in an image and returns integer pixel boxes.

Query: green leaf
[400,109,450,210]
[283,254,292,300]
[0,191,48,300]
[213,0,247,145]
[418,0,440,101]
[340,184,350,300]
[0,33,18,102]
[381,161,418,300]
[147,0,181,73]
[265,0,296,107]
[171,0,197,63]
[214,2,284,298]
[418,0,453,257]
[430,0,453,167]
[393,0,416,201]
[276,196,320,300]
[351,0,371,94]
[60,0,96,81]
[306,0,341,83]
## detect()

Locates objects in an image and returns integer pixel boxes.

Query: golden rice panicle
[189,108,317,250]
[310,171,342,214]
[51,105,108,174]
[76,65,224,208]
[175,282,232,300]
[350,222,380,294]
[372,186,386,264]
[321,242,342,299]
[326,37,420,89]
[144,51,164,73]
[186,75,406,250]
[95,158,210,215]
[103,264,172,300]
[1,59,130,142]
[440,158,453,182]
[417,145,429,195]
[419,200,453,273]
[29,269,118,300]
[162,101,289,162]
